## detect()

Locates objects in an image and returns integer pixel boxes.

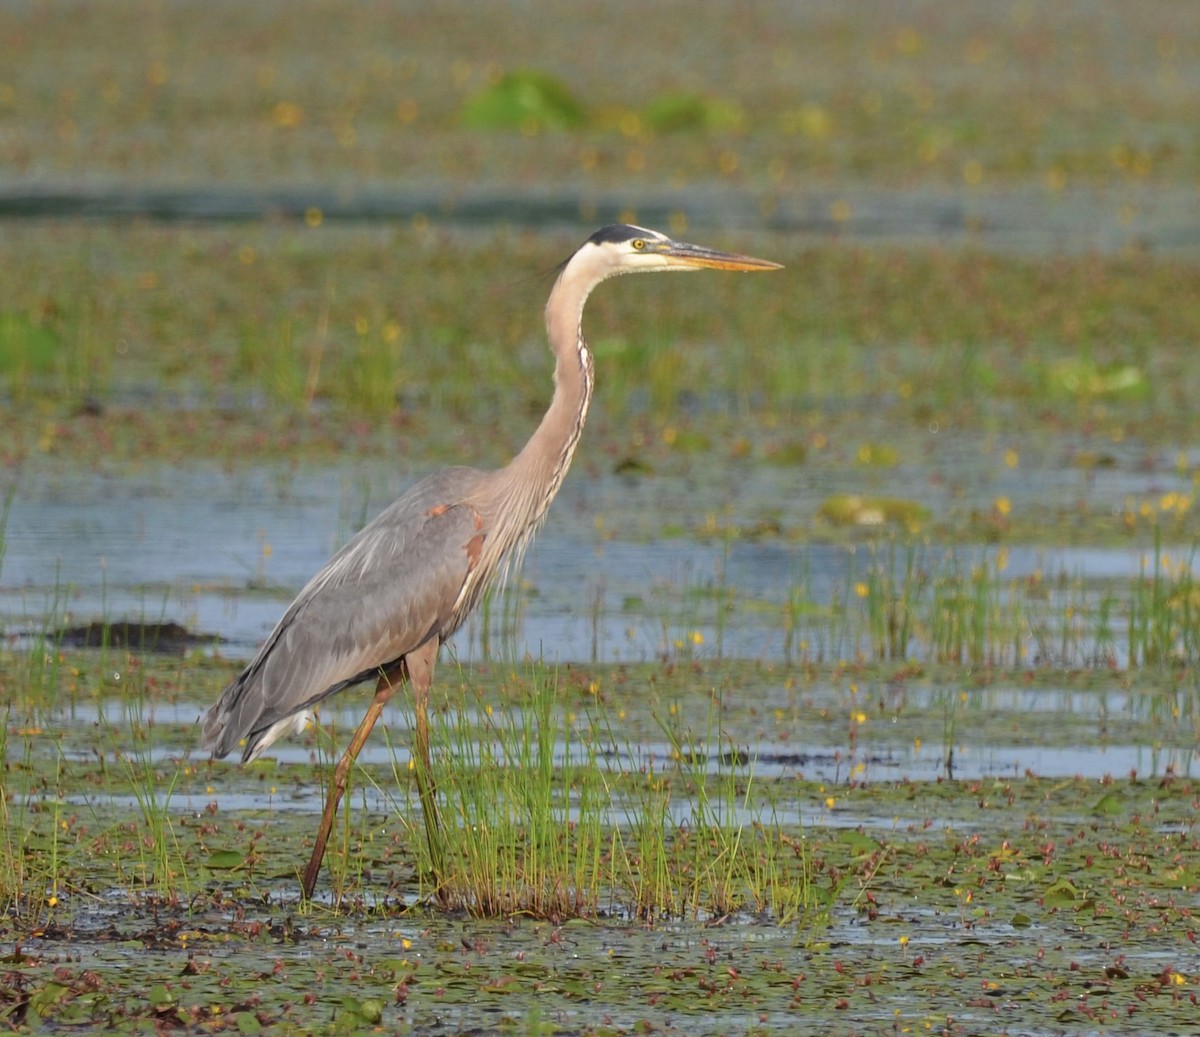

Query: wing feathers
[204,469,492,759]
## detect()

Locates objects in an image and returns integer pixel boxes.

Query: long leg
[404,639,445,891]
[301,663,403,900]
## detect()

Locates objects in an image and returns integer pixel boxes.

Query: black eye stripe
[588,223,655,247]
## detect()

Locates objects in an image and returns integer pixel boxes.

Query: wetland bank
[3,1,1200,1033]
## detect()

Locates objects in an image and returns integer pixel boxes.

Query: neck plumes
[505,262,596,527]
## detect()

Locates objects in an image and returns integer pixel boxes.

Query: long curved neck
[502,258,599,524]
[506,276,595,518]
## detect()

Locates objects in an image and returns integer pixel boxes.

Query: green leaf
[236,1011,263,1034]
[1043,878,1079,907]
[205,850,246,870]
[1092,791,1123,816]
[29,981,70,1016]
[640,93,745,133]
[147,984,176,1008]
[461,70,586,131]
[0,312,60,377]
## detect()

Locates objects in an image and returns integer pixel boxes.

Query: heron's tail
[201,673,251,760]
[203,668,316,763]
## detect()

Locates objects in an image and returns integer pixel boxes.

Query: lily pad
[1043,877,1080,907]
[817,494,929,530]
[205,849,246,871]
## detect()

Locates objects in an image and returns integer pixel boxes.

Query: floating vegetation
[0,311,60,399]
[460,70,586,131]
[1045,357,1149,400]
[638,93,745,134]
[817,494,929,530]
[0,645,1196,1033]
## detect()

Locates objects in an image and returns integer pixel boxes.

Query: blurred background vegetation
[2,0,1196,189]
[0,0,1196,487]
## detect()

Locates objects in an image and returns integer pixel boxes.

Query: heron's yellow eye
[632,239,645,250]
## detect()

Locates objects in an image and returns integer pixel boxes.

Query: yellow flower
[271,101,304,128]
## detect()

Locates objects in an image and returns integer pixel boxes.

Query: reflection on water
[0,459,1189,666]
[51,690,1200,788]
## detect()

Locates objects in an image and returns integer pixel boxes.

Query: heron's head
[581,223,782,276]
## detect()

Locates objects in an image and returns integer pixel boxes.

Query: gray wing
[203,467,490,761]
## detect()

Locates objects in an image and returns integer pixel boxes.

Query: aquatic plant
[460,70,586,131]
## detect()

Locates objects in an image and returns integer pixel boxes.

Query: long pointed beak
[657,239,783,271]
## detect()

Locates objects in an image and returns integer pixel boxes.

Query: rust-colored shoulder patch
[427,503,451,519]
[465,532,486,570]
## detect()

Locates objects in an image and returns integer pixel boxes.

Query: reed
[423,667,608,917]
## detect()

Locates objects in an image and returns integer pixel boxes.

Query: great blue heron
[202,223,781,898]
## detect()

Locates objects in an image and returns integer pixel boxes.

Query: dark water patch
[2,182,1197,254]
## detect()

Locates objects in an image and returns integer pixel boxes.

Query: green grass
[671,535,1198,678]
[1,1,1197,190]
[0,638,1196,1031]
[428,671,608,917]
[312,666,827,924]
[1,224,1199,474]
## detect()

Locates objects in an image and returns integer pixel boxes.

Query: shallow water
[5,457,1197,1033]
[2,455,1190,666]
[3,182,1198,255]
